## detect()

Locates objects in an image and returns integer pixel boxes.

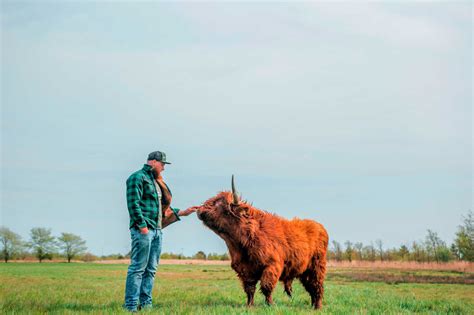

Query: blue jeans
[124,228,163,311]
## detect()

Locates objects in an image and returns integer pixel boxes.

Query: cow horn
[231,175,239,205]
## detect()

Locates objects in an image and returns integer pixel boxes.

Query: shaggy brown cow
[196,176,329,309]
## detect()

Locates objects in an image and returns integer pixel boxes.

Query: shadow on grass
[153,298,312,312]
[154,299,244,308]
[1,297,310,314]
[43,301,124,313]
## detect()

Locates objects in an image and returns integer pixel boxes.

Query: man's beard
[151,168,160,178]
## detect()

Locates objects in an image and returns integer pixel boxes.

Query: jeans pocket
[131,228,145,239]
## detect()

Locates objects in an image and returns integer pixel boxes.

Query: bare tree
[331,240,343,262]
[375,239,384,261]
[425,229,451,263]
[58,233,87,263]
[354,242,364,260]
[344,241,353,262]
[363,244,376,262]
[411,241,425,262]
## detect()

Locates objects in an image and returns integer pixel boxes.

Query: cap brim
[163,162,171,164]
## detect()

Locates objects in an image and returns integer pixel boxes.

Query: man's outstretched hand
[178,206,200,217]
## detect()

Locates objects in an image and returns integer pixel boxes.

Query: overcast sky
[1,2,472,256]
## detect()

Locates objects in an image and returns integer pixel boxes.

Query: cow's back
[277,218,328,276]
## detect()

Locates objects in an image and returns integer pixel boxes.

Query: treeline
[2,211,472,264]
[160,251,229,261]
[66,251,230,262]
[328,211,473,263]
[0,226,231,263]
[0,227,87,263]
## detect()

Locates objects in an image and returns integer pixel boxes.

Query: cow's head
[196,175,244,237]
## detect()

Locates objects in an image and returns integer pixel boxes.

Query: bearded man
[123,150,197,312]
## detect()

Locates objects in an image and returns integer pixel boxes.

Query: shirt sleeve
[162,207,181,229]
[170,207,181,220]
[126,174,147,229]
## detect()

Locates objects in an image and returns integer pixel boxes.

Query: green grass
[0,263,473,314]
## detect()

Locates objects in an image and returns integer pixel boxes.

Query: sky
[1,1,472,256]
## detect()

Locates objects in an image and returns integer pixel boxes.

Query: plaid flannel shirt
[126,164,179,229]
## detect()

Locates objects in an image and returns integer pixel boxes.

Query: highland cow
[196,176,328,309]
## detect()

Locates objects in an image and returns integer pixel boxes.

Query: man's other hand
[140,227,149,234]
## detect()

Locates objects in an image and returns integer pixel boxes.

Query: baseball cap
[147,151,171,164]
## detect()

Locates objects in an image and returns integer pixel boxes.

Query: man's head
[147,151,171,175]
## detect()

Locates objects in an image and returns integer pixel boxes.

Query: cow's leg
[243,279,257,306]
[313,255,327,309]
[299,271,317,308]
[283,278,293,298]
[260,266,282,305]
[300,257,326,309]
[236,273,257,306]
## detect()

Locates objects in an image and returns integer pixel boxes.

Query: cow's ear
[230,203,249,218]
[229,203,240,212]
[227,203,241,218]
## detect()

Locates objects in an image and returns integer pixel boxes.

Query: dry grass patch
[328,260,474,272]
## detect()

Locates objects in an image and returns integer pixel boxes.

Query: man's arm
[178,206,199,216]
[126,174,147,230]
[162,206,198,229]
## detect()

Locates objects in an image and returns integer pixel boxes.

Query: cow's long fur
[196,191,328,309]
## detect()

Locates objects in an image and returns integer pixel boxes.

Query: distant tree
[410,241,426,262]
[160,252,175,259]
[100,253,125,260]
[206,252,218,260]
[193,251,206,260]
[344,241,353,262]
[29,227,56,263]
[425,229,439,262]
[326,248,334,260]
[207,252,230,260]
[81,252,98,262]
[450,243,460,260]
[384,247,395,261]
[160,252,189,259]
[331,241,343,262]
[375,239,384,261]
[354,242,364,260]
[363,243,376,262]
[453,211,474,262]
[0,227,23,263]
[57,233,87,263]
[437,246,452,262]
[398,245,409,261]
[425,229,451,263]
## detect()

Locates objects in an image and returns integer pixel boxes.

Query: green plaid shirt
[126,164,178,229]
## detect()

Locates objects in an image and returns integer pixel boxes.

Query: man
[124,150,197,312]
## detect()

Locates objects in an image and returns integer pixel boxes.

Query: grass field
[1,262,473,314]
